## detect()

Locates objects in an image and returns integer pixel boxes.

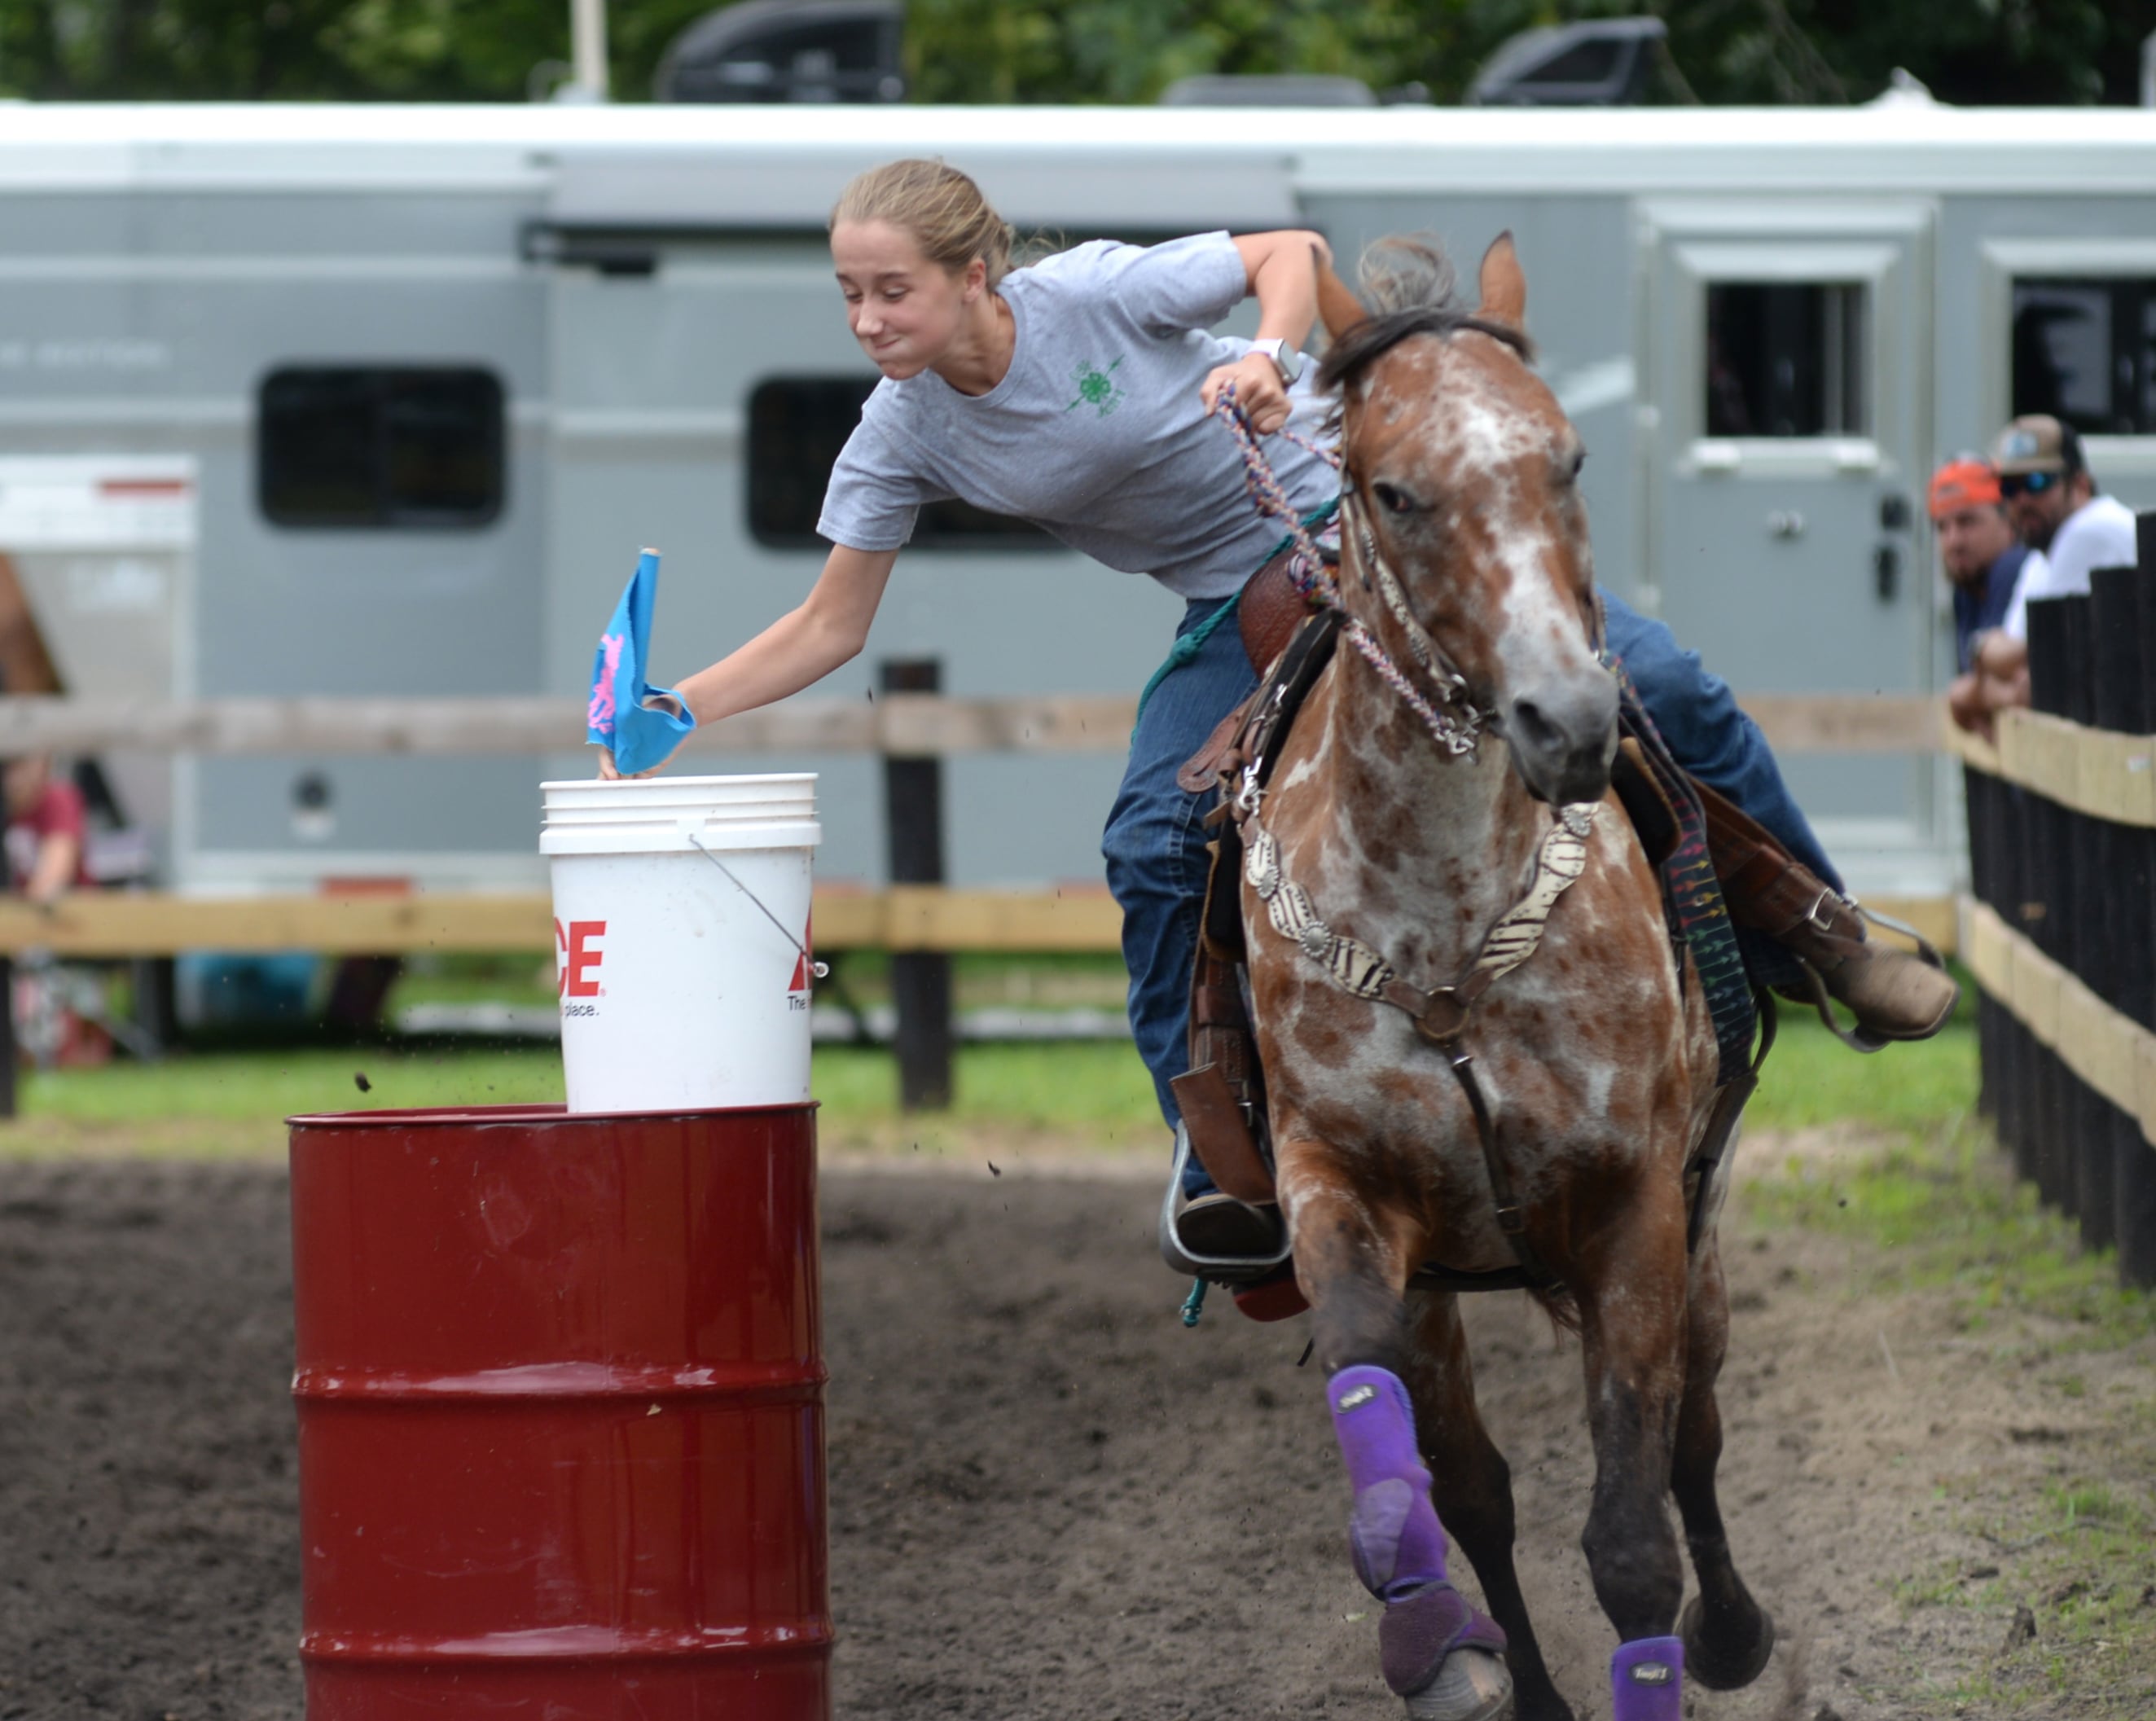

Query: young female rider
[604,159,1956,1270]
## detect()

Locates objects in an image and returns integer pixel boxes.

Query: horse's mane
[1316,236,1536,393]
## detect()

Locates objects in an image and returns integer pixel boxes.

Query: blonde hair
[830,159,1017,287]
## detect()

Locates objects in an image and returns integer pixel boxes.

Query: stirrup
[1785,958,1888,1054]
[1158,1122,1293,1285]
[1851,897,1950,968]
[1785,894,1952,1055]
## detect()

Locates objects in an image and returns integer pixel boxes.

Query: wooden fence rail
[0,887,1128,959]
[0,691,1942,757]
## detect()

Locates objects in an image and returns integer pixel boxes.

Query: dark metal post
[881,656,953,1111]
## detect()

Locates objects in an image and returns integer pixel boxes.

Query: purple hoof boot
[1610,1635,1683,1721]
[1381,1582,1512,1720]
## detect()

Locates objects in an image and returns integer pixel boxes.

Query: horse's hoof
[1401,1647,1513,1721]
[1678,1594,1775,1691]
[1381,1581,1514,1721]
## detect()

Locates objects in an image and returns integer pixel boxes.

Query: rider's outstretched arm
[599,544,895,778]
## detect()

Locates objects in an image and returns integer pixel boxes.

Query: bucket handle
[684,828,829,980]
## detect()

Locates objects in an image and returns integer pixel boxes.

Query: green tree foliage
[907,0,2156,108]
[2,0,2154,106]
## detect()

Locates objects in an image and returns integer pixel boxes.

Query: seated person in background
[4,754,90,904]
[1962,415,2139,732]
[1934,455,2039,735]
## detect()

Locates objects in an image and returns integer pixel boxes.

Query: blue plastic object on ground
[586,548,696,775]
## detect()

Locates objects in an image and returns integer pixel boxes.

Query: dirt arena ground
[2,1139,2151,1721]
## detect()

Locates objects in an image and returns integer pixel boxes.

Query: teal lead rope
[1180,1277,1209,1327]
[1133,589,1244,731]
[1131,498,1345,735]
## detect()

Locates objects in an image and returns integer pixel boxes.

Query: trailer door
[1640,201,1939,897]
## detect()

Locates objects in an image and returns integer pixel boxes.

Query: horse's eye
[1372,481,1415,516]
[1567,448,1587,481]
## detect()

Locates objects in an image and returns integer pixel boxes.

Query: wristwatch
[1249,337,1303,386]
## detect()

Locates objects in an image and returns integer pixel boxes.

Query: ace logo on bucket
[788,914,813,1011]
[555,918,605,1016]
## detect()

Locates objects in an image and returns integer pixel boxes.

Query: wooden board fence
[1949,529,2156,1289]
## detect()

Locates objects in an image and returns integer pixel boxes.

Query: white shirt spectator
[2004,494,2137,640]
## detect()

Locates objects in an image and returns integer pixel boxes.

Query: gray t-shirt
[816,232,1339,601]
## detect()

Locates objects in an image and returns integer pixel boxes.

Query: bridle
[1212,384,1489,766]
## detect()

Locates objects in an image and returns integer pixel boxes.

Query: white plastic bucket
[540,774,821,1113]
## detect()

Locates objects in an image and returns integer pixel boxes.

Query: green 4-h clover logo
[1066,356,1125,417]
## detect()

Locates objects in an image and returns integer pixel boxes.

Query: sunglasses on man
[1998,471,2061,500]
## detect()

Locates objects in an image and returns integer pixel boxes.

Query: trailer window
[748,378,1045,550]
[1704,283,1867,438]
[2012,277,2156,437]
[259,367,504,529]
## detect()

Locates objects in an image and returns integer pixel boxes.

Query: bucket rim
[287,1100,820,1128]
[539,772,819,792]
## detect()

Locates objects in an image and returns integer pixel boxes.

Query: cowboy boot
[1696,782,1959,1049]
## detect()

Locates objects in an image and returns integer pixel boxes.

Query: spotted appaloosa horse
[1241,237,1776,1721]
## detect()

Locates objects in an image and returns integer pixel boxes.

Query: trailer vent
[2012,277,2156,437]
[258,367,504,530]
[747,378,1043,550]
[1706,283,1867,440]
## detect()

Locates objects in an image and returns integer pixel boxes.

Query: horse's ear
[1475,231,1527,332]
[1316,257,1369,344]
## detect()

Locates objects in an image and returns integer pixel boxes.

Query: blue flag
[586,547,696,775]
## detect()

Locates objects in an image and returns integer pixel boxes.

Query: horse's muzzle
[1504,672,1618,806]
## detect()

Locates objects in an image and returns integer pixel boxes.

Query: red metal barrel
[288,1102,828,1719]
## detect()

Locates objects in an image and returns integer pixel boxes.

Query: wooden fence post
[2121,513,2156,1288]
[881,657,953,1111]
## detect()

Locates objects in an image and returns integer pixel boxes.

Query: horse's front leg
[1669,1230,1776,1689]
[1574,1171,1691,1718]
[1403,1291,1574,1721]
[1292,1150,1514,1721]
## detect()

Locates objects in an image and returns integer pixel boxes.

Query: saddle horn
[1474,231,1527,333]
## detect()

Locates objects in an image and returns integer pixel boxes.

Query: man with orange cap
[1929,456,2031,673]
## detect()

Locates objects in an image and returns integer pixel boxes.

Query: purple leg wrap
[1610,1635,1684,1721]
[1328,1365,1511,1697]
[1328,1365,1451,1599]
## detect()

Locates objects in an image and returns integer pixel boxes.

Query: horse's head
[1317,235,1616,806]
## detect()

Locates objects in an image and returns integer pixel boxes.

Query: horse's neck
[1315,652,1548,938]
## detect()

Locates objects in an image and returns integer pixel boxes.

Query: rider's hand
[595,692,689,780]
[1201,349,1296,436]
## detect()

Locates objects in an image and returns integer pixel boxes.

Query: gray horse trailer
[2,101,2154,899]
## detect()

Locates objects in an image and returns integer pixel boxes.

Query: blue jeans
[1101,586,1838,1180]
[1102,595,1260,1151]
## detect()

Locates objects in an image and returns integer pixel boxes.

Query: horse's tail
[1530,1281,1582,1341]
